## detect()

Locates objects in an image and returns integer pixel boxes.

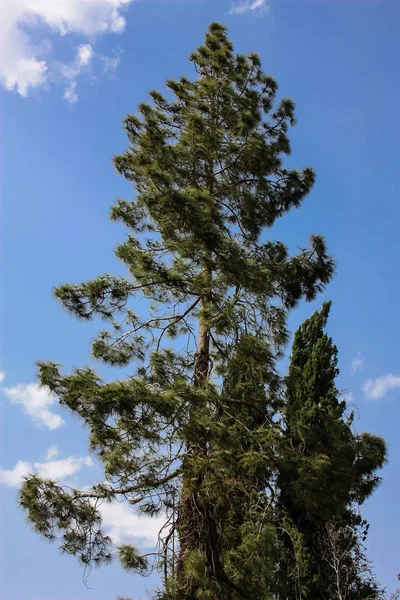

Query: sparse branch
[73,468,182,502]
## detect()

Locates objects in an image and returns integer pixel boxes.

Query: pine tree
[20,23,335,599]
[277,302,387,600]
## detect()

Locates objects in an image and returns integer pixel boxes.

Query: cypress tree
[277,302,387,600]
[20,23,335,599]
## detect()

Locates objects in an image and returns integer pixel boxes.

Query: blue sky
[1,0,400,598]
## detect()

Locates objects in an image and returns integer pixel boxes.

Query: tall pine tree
[20,23,335,599]
[277,302,387,600]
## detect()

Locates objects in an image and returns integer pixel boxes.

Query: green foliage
[20,476,112,567]
[277,303,387,599]
[19,22,386,600]
[119,544,149,574]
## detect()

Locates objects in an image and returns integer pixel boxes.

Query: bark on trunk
[175,289,228,599]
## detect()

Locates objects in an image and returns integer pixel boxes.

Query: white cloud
[229,0,269,16]
[101,51,122,75]
[37,455,93,480]
[60,43,95,103]
[99,501,165,548]
[0,460,32,487]
[0,0,132,99]
[351,352,364,375]
[0,372,4,384]
[1,382,65,430]
[46,445,59,460]
[363,374,400,400]
[64,80,78,103]
[0,454,93,488]
[77,43,94,66]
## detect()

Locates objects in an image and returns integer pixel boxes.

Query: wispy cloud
[1,379,64,430]
[61,43,95,104]
[77,44,93,67]
[100,51,123,76]
[351,352,364,375]
[98,501,165,548]
[0,0,132,100]
[0,451,93,488]
[45,445,59,461]
[229,0,269,16]
[64,81,79,104]
[363,374,400,400]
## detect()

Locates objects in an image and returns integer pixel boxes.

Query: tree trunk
[175,287,228,599]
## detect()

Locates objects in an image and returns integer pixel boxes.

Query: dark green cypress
[20,23,335,599]
[277,302,387,600]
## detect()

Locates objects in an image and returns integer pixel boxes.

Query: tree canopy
[20,23,387,600]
